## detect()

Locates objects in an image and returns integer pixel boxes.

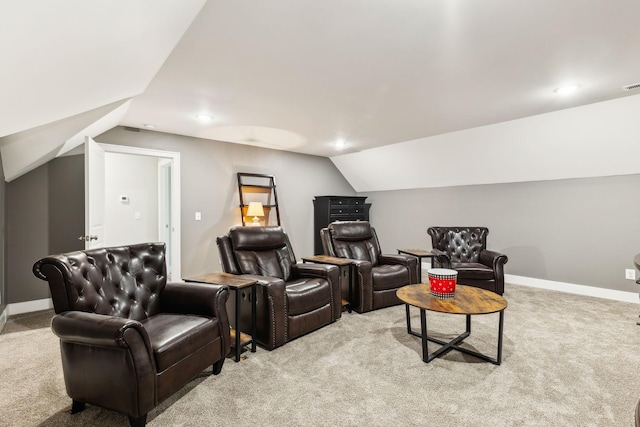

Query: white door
[83,136,105,249]
[87,143,182,280]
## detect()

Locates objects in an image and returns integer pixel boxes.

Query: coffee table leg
[420,309,428,363]
[497,310,504,365]
[405,304,412,334]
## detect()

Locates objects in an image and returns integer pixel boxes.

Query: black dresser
[313,196,370,254]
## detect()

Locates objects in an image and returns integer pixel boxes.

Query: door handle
[78,235,98,241]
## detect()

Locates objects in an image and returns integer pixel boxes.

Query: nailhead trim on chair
[358,271,368,312]
[282,294,288,343]
[268,295,276,348]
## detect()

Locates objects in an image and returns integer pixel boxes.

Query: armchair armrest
[292,263,341,320]
[161,282,231,357]
[479,249,508,295]
[479,249,509,271]
[379,254,419,284]
[161,282,229,318]
[237,274,287,349]
[379,253,417,266]
[51,311,156,411]
[51,311,149,349]
[430,248,451,268]
[239,274,286,294]
[292,263,338,280]
[342,259,373,313]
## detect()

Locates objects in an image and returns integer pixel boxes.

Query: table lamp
[246,202,265,226]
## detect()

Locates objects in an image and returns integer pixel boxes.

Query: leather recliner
[216,226,341,350]
[33,242,230,427]
[427,226,508,295]
[320,221,419,313]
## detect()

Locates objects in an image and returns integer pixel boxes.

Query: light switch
[135,211,142,220]
[195,212,202,221]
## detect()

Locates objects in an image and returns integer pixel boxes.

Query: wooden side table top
[301,255,353,266]
[397,248,435,257]
[397,284,507,315]
[183,272,256,289]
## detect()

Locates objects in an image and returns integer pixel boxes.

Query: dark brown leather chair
[320,221,419,313]
[216,226,341,350]
[33,242,230,427]
[427,226,508,295]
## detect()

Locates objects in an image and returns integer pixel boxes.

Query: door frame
[99,143,181,280]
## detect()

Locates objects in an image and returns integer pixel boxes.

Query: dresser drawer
[329,197,366,208]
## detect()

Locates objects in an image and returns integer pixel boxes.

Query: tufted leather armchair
[427,226,508,295]
[320,221,419,313]
[216,226,341,350]
[32,242,230,427]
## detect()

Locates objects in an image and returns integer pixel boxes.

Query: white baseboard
[505,274,638,303]
[6,298,54,316]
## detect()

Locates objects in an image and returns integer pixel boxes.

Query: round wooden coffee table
[396,284,507,365]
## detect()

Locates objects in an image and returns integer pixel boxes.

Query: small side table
[184,272,257,362]
[301,255,353,313]
[397,248,435,282]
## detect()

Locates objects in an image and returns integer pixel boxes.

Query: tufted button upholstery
[320,221,419,313]
[217,226,342,350]
[37,244,166,320]
[33,242,231,427]
[428,227,508,295]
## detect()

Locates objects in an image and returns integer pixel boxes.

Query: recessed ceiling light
[554,84,579,95]
[196,114,213,122]
[143,123,156,129]
[334,139,347,149]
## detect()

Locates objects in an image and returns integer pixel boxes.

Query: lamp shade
[246,202,265,217]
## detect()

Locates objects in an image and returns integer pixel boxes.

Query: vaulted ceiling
[2,0,640,181]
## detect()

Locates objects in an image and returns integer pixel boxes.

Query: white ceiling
[2,0,640,180]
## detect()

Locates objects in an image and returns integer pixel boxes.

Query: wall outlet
[195,212,202,221]
[625,269,636,280]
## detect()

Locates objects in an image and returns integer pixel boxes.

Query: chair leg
[212,358,225,375]
[71,400,85,414]
[128,413,147,427]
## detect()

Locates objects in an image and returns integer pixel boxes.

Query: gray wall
[7,164,50,303]
[5,128,354,304]
[365,173,640,293]
[7,125,638,306]
[48,156,84,255]
[95,127,357,276]
[6,156,84,304]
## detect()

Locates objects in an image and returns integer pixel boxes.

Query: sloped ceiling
[0,0,206,181]
[1,0,640,184]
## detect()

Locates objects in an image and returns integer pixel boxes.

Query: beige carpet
[1,284,640,426]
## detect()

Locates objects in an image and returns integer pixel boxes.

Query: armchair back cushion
[325,221,381,265]
[429,227,488,263]
[38,244,166,319]
[229,226,295,281]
